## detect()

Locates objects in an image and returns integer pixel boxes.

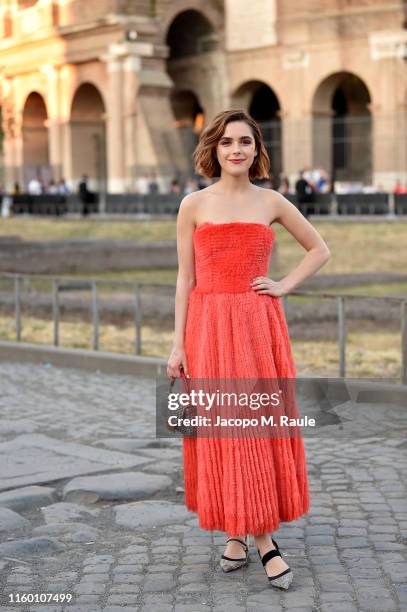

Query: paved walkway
[0,362,406,612]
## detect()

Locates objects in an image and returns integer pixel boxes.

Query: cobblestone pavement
[0,362,406,612]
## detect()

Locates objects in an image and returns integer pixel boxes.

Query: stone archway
[166,9,218,166]
[312,72,372,185]
[22,91,50,187]
[166,9,216,60]
[70,82,107,191]
[165,8,218,109]
[232,80,282,181]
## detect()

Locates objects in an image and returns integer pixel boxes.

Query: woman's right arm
[166,194,197,380]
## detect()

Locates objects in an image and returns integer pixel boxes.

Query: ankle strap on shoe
[260,548,281,566]
[271,538,279,551]
[226,537,248,551]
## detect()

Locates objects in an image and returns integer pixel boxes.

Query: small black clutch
[166,367,197,437]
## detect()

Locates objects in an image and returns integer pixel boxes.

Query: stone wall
[0,237,178,274]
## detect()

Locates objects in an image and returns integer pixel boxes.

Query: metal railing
[1,272,406,385]
[281,291,407,385]
[2,192,407,217]
[8,274,146,355]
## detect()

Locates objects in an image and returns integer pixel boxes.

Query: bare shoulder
[251,185,291,222]
[177,190,202,220]
[264,187,289,204]
[178,185,218,221]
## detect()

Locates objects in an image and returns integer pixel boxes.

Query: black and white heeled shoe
[220,536,249,572]
[257,538,293,589]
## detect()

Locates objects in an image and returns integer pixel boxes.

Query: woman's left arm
[251,192,331,297]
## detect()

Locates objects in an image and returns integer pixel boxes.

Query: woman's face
[216,121,257,177]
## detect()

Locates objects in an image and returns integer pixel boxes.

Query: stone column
[371,105,398,191]
[102,49,126,194]
[281,50,313,187]
[283,111,313,188]
[200,47,230,117]
[1,77,24,191]
[122,54,141,192]
[42,64,62,181]
[368,66,407,190]
[369,31,407,189]
[59,64,76,189]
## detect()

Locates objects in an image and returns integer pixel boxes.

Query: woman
[166,109,330,590]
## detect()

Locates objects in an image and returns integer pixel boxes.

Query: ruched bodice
[192,222,275,293]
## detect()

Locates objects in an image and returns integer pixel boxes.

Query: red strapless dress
[183,222,310,535]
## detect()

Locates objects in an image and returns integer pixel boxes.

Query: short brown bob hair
[193,109,270,180]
